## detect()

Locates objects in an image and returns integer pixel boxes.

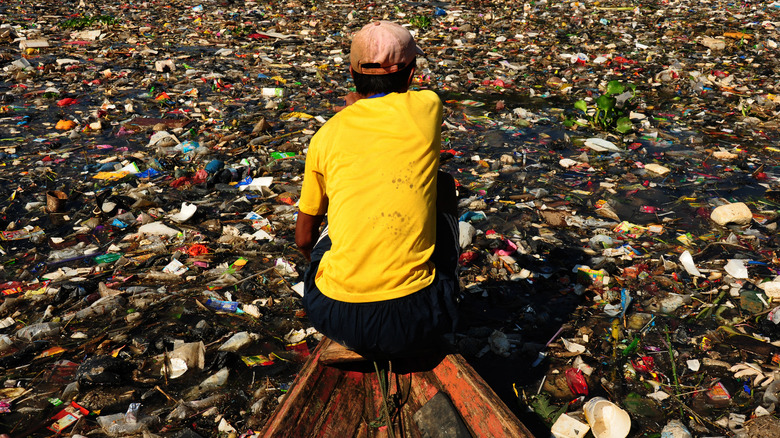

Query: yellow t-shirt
[298,90,442,303]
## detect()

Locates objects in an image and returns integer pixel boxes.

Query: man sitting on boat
[295,20,460,359]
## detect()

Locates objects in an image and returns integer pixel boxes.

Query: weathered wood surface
[319,340,366,365]
[259,338,534,438]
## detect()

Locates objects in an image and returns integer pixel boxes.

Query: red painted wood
[312,371,365,438]
[431,354,534,437]
[289,370,343,436]
[260,339,534,438]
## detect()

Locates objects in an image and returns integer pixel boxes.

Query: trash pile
[2,0,780,436]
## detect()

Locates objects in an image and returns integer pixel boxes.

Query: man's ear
[406,67,416,88]
[349,65,355,79]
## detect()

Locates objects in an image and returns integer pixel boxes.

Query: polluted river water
[3,0,780,436]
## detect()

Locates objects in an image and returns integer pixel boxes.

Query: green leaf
[596,94,615,111]
[563,118,575,127]
[409,15,432,29]
[607,80,625,95]
[551,403,568,425]
[529,394,568,426]
[616,117,633,133]
[530,394,557,419]
[574,100,588,113]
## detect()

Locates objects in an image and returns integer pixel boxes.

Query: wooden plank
[260,339,333,437]
[400,404,419,438]
[261,341,533,438]
[319,340,366,365]
[398,374,424,438]
[406,369,441,406]
[431,354,534,437]
[289,371,345,437]
[393,372,413,412]
[312,370,366,438]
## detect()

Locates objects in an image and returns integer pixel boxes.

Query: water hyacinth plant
[572,80,636,134]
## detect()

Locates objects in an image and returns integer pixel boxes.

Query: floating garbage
[170,202,197,223]
[583,397,631,438]
[711,202,753,226]
[2,0,780,435]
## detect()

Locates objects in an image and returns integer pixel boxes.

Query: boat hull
[260,338,534,438]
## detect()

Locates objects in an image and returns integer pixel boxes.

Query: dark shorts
[302,210,461,360]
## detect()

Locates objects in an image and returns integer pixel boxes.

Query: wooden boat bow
[259,338,534,437]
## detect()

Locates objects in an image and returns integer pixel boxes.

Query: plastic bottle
[48,247,85,261]
[187,368,230,399]
[143,236,167,253]
[218,331,257,352]
[68,296,127,321]
[16,322,61,340]
[125,403,141,424]
[96,413,158,436]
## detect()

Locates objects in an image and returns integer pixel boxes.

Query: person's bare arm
[334,92,367,112]
[295,211,325,261]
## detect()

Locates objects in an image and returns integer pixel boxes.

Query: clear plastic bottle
[16,321,60,340]
[48,246,85,261]
[218,331,256,352]
[143,236,167,253]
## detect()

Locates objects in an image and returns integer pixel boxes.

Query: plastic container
[551,413,590,438]
[205,298,240,313]
[262,87,284,97]
[583,397,631,438]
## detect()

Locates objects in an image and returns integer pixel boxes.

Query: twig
[162,351,169,386]
[667,392,730,434]
[665,329,680,394]
[155,385,178,404]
